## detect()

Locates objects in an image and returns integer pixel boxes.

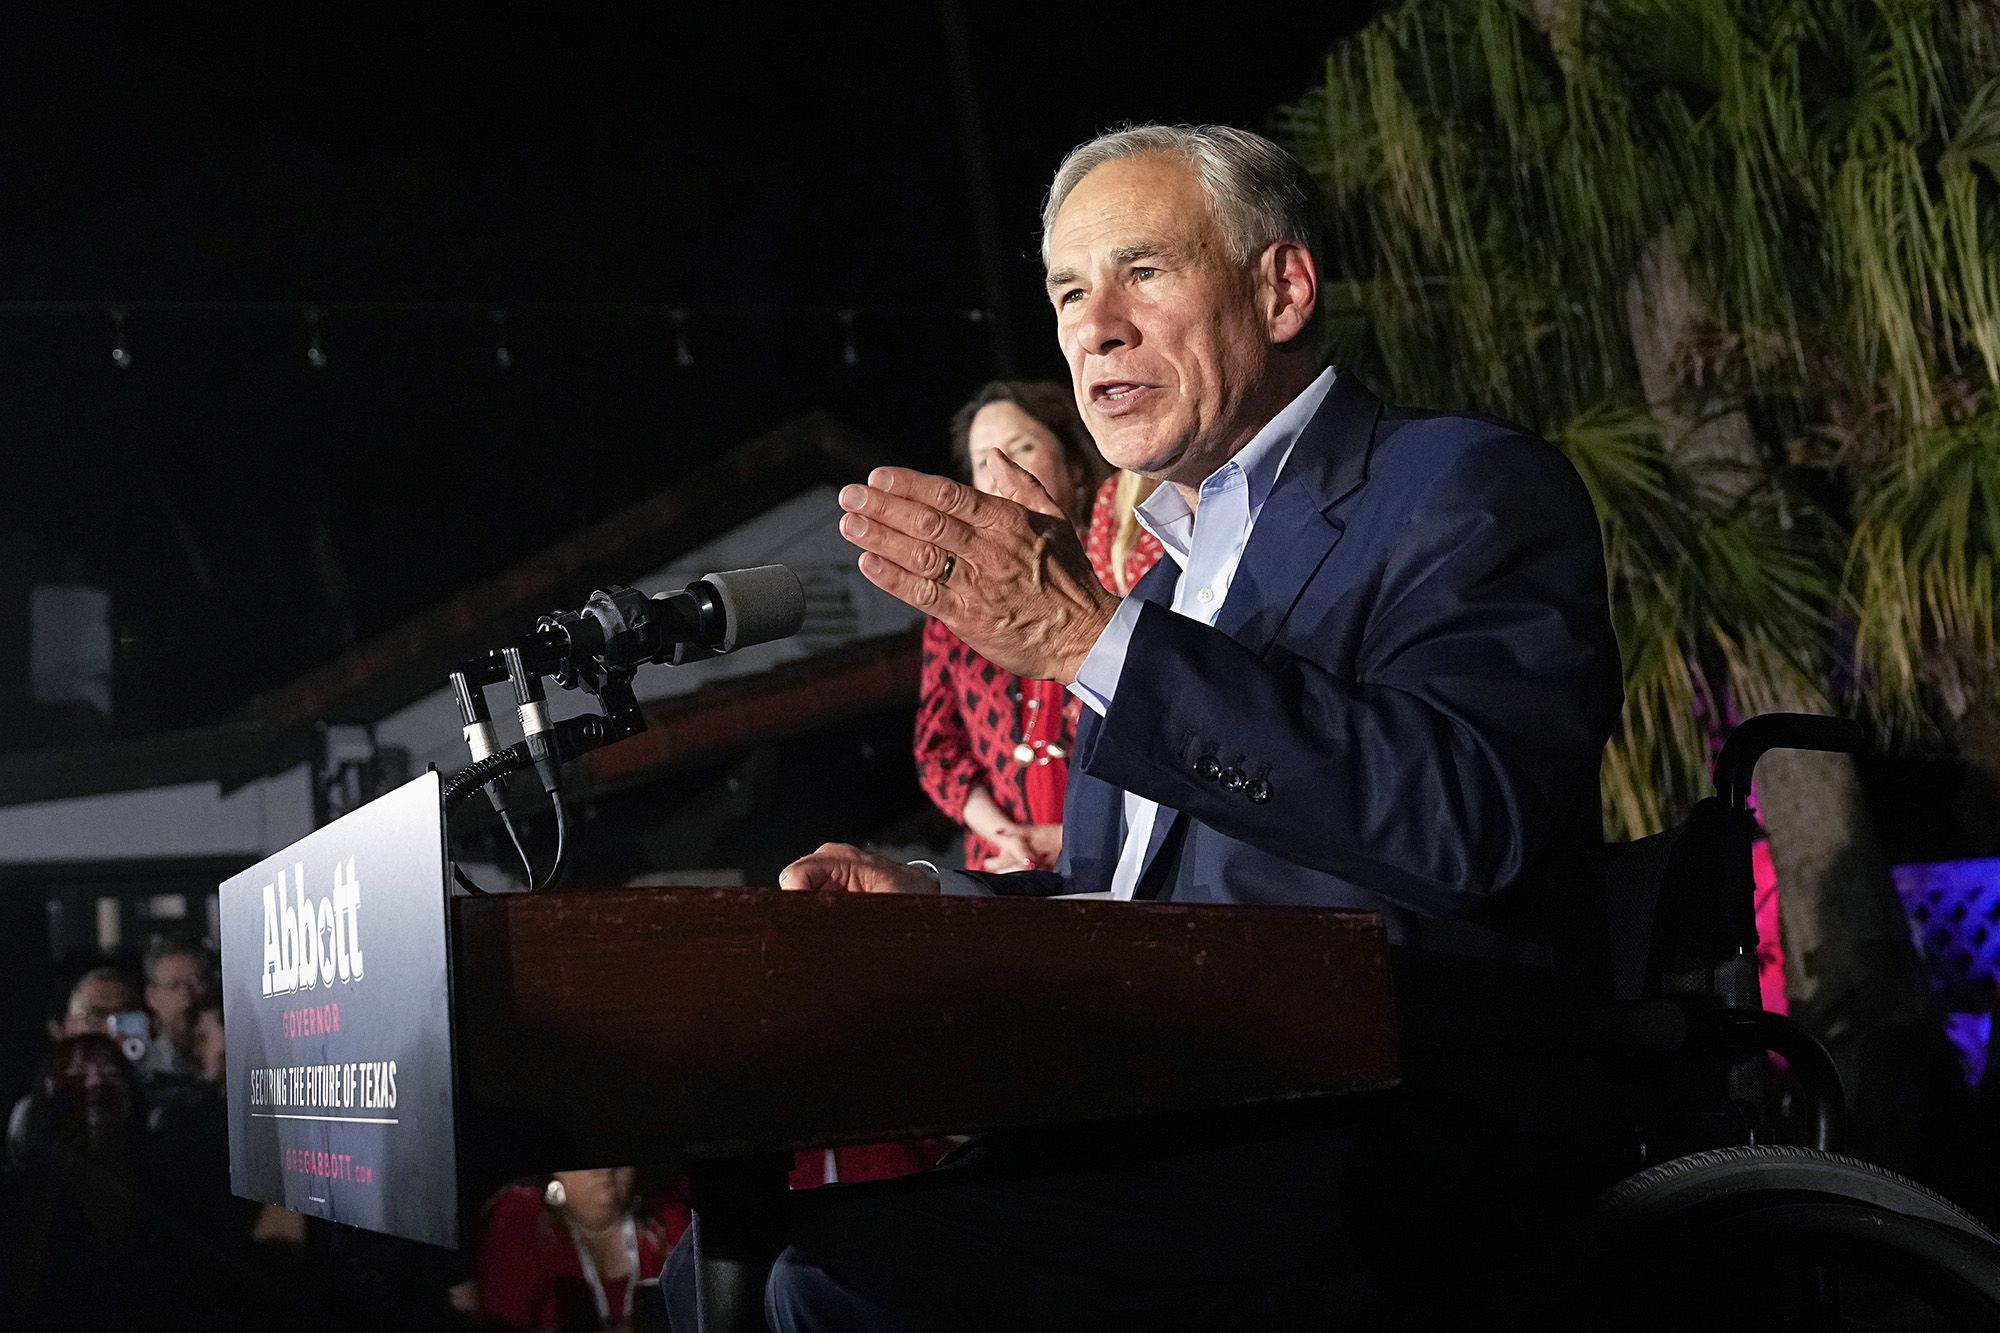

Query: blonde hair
[1107,470,1161,595]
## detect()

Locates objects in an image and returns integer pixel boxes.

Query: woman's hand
[981,822,1064,872]
[962,788,1062,870]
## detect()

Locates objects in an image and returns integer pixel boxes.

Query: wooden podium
[220,771,1401,1329]
[450,885,1398,1332]
[452,885,1400,1172]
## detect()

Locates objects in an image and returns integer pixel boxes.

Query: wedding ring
[937,552,956,584]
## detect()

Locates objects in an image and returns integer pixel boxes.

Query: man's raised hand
[836,451,1120,683]
[777,843,941,894]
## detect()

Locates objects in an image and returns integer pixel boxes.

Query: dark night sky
[0,2,1373,744]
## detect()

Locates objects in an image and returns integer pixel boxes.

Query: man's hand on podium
[779,843,942,894]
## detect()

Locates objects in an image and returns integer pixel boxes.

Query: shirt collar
[1133,367,1339,559]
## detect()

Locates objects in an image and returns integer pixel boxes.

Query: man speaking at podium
[736,126,1621,1328]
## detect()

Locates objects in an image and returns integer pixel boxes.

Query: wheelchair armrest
[1713,713,1866,811]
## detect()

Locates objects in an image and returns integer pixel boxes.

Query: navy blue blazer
[949,376,1622,966]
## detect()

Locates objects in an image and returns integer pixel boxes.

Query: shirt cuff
[1067,596,1145,717]
[909,860,992,897]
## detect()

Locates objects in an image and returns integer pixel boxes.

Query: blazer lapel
[1215,375,1383,656]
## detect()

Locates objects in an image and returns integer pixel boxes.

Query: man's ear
[1261,240,1318,346]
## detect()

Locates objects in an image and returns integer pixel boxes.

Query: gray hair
[143,932,215,986]
[1040,124,1329,271]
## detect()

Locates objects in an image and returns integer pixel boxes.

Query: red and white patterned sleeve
[912,616,984,824]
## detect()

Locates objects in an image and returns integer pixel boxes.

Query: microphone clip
[537,583,722,697]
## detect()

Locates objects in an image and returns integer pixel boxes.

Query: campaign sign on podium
[220,771,460,1249]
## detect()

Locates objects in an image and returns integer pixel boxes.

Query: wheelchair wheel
[1577,1146,2000,1331]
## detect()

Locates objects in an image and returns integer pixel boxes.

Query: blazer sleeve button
[1219,766,1247,792]
[1195,756,1222,782]
[1246,778,1272,804]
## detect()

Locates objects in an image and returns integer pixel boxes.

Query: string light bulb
[303,306,328,370]
[11,300,984,373]
[489,308,513,369]
[669,307,693,369]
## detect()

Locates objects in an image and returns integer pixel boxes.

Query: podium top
[455,886,1399,1171]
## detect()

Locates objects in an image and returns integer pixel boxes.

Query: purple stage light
[1891,858,2000,1085]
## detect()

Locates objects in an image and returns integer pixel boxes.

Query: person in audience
[1084,468,1166,595]
[191,995,227,1085]
[8,1033,143,1168]
[914,380,1108,871]
[11,965,147,1160]
[476,1167,688,1332]
[140,934,215,1084]
[48,964,142,1042]
[1,1034,154,1327]
[4,1032,301,1329]
[140,989,235,1250]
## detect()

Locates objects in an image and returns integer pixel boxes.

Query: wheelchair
[1574,712,2000,1328]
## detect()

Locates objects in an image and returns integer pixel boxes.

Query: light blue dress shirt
[1070,368,1338,900]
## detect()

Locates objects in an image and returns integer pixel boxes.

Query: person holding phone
[43,965,143,1046]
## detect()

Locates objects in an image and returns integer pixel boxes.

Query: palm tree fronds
[1555,401,1836,836]
[1278,0,2000,831]
[1847,407,2000,731]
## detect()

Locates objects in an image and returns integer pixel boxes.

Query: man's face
[1045,155,1270,484]
[64,976,140,1038]
[147,954,209,1049]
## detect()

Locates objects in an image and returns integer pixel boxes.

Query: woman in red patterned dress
[915,381,1107,871]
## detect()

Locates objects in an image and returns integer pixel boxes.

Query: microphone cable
[498,808,535,887]
[442,745,543,894]
[442,746,531,809]
[543,796,569,893]
[448,794,555,896]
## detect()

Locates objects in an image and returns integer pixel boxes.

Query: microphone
[697,564,808,653]
[536,564,806,674]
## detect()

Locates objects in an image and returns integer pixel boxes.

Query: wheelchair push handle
[1712,713,1867,812]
